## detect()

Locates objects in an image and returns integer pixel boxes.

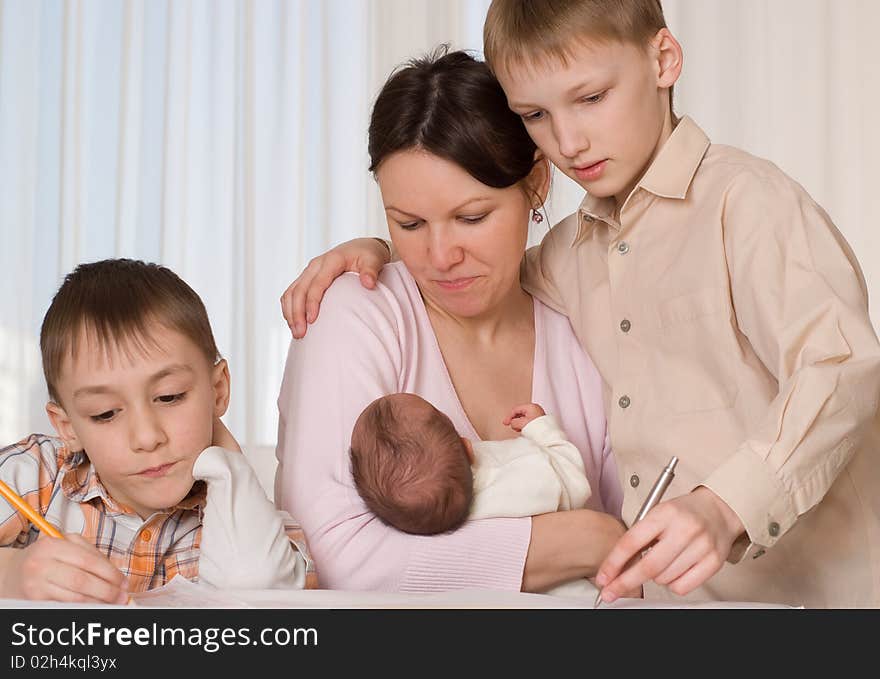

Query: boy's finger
[595,520,663,586]
[45,567,128,605]
[359,271,377,289]
[653,540,708,587]
[289,279,312,338]
[281,278,303,327]
[62,535,126,586]
[599,539,679,604]
[666,556,720,597]
[358,256,384,289]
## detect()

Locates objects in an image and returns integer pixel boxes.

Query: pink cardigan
[275,262,621,592]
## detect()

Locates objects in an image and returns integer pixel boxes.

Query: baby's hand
[1,533,128,604]
[503,403,547,432]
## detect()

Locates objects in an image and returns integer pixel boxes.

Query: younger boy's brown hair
[40,258,220,404]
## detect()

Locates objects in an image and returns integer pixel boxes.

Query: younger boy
[351,393,598,598]
[281,1,880,608]
[0,259,308,603]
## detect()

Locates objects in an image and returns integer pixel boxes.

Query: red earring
[531,208,544,223]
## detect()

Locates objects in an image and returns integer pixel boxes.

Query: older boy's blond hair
[484,0,669,79]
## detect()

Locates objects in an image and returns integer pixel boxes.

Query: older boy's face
[498,38,674,206]
[48,325,227,519]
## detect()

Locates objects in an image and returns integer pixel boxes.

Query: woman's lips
[573,159,608,182]
[434,277,478,291]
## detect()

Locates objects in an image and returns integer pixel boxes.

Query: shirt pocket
[655,287,739,413]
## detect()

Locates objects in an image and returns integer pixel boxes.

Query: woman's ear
[45,402,82,453]
[211,358,231,418]
[527,151,552,209]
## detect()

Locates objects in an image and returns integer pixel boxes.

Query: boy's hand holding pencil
[0,479,128,604]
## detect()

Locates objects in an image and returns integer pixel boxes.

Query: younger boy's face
[47,324,229,519]
[498,35,678,206]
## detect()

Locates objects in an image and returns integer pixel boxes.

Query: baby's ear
[45,402,82,453]
[211,359,231,417]
[461,437,475,465]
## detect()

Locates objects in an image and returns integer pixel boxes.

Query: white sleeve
[520,415,592,510]
[193,446,305,590]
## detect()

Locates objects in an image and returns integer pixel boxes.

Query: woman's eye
[397,220,422,231]
[91,410,117,423]
[582,91,606,104]
[459,213,488,225]
[522,110,544,122]
[157,392,186,404]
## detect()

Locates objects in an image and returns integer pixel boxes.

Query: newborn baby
[349,392,598,598]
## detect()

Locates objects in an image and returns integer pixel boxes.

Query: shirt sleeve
[701,165,880,553]
[275,274,531,592]
[520,415,592,510]
[519,217,574,314]
[193,446,305,590]
[0,435,63,547]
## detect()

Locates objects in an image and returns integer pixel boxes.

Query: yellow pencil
[0,478,64,538]
[0,477,134,604]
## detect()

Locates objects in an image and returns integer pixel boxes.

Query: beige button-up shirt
[522,116,880,608]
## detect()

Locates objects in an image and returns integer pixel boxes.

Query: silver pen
[593,456,679,608]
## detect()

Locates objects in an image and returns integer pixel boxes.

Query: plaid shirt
[0,434,317,592]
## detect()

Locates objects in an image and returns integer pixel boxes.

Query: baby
[349,392,597,598]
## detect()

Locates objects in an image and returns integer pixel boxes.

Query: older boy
[0,259,308,603]
[281,1,880,608]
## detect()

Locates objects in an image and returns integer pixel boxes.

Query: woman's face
[376,149,533,320]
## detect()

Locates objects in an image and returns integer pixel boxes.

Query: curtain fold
[0,0,877,446]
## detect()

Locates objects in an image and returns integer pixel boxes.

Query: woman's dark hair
[368,46,538,190]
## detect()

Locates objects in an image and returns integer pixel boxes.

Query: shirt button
[629,474,640,488]
[140,530,152,542]
[618,395,631,409]
[768,522,780,537]
[620,319,631,333]
[581,213,594,223]
[752,548,766,559]
[617,241,630,254]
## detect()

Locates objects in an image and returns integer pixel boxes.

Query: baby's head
[350,393,474,535]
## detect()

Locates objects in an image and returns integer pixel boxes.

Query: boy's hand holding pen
[593,456,745,607]
[594,457,678,608]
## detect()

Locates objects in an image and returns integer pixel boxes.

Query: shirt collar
[572,116,711,245]
[61,451,206,515]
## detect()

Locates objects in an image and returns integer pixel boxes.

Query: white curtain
[1,0,877,448]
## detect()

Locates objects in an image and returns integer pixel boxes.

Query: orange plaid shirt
[1,434,206,592]
[1,434,317,592]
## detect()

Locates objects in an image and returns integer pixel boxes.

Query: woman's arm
[523,510,626,592]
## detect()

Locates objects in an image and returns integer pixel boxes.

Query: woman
[275,50,623,592]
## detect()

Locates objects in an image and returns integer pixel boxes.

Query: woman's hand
[594,486,745,604]
[0,533,128,604]
[522,509,627,593]
[281,238,392,338]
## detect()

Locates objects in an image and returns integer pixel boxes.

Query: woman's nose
[427,229,465,271]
